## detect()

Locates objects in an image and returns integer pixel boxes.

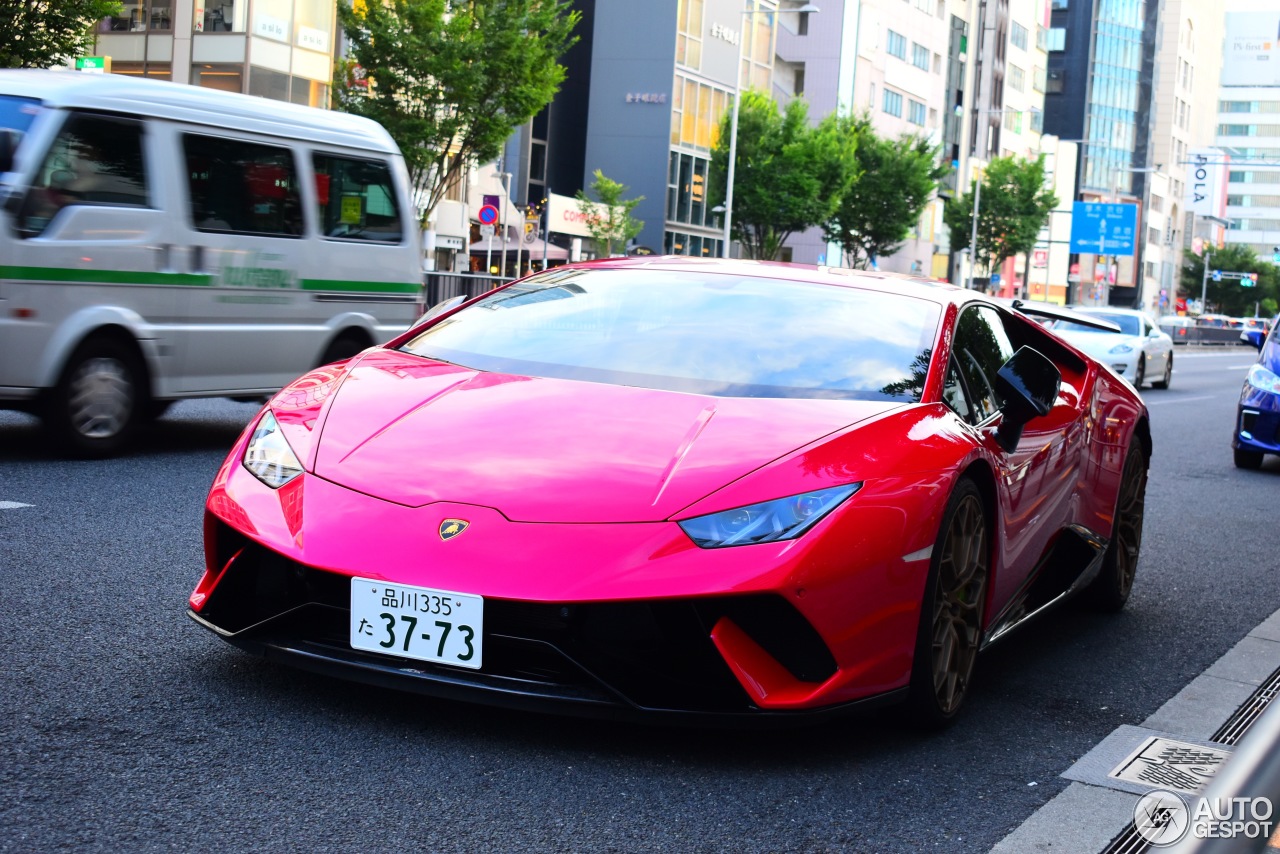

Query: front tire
[1133,355,1146,389]
[1084,439,1148,611]
[47,336,145,458]
[1234,447,1264,470]
[908,478,989,727]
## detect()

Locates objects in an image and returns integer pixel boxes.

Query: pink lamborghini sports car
[188,258,1149,725]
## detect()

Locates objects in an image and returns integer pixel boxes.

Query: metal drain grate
[1211,664,1280,746]
[1098,664,1280,854]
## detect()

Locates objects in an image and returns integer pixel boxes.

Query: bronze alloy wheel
[930,490,989,716]
[909,478,990,726]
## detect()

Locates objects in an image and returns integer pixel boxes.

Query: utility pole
[1200,249,1212,315]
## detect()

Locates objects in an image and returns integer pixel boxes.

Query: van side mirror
[993,346,1062,452]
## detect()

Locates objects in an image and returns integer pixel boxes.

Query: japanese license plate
[350,578,483,669]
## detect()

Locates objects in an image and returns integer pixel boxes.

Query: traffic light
[1244,273,1258,287]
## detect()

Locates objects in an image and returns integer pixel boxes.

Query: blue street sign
[990,273,1001,285]
[1069,202,1138,257]
[1211,269,1222,282]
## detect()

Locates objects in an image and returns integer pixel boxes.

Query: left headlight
[1247,363,1280,395]
[678,484,861,549]
[243,410,304,488]
[1108,342,1135,354]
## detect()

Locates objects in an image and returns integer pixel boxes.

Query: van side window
[313,155,403,243]
[183,134,302,237]
[19,112,148,236]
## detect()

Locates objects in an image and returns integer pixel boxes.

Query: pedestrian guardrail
[421,272,513,312]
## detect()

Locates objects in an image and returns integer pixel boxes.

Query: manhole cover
[1109,737,1231,794]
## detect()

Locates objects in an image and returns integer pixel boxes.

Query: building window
[1046,69,1065,93]
[192,64,244,94]
[1050,0,1068,8]
[887,30,907,60]
[797,10,809,35]
[1033,66,1046,92]
[198,0,247,32]
[671,73,729,153]
[1035,25,1047,51]
[665,151,714,229]
[794,65,806,96]
[1009,65,1024,92]
[1003,109,1022,133]
[883,88,903,117]
[676,0,704,69]
[1030,109,1043,132]
[1219,125,1253,136]
[912,43,930,70]
[908,100,926,126]
[1011,22,1028,50]
[1047,28,1066,51]
[106,0,171,31]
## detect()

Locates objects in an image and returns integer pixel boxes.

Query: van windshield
[0,95,41,156]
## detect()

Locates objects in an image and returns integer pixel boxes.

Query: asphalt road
[1,345,1276,853]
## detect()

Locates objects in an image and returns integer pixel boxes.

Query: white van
[0,70,422,455]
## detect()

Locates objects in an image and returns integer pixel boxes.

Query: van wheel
[319,332,368,366]
[49,336,145,457]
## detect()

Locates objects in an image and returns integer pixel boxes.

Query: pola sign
[1186,148,1229,219]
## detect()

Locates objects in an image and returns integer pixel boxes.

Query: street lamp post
[721,2,819,259]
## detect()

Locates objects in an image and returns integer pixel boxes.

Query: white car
[1050,307,1174,390]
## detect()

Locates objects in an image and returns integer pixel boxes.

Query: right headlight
[242,410,304,488]
[1246,363,1280,395]
[678,484,860,549]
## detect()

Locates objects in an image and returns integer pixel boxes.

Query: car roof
[0,69,399,154]
[564,256,981,307]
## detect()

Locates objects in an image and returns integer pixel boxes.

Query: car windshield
[1056,312,1140,336]
[0,95,41,156]
[401,267,942,401]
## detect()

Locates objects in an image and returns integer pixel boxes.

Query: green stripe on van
[0,265,213,286]
[1,266,419,294]
[300,278,420,294]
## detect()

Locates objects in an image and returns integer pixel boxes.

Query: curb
[990,608,1280,853]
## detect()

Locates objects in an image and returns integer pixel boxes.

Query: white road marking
[1228,365,1255,370]
[0,501,34,510]
[1142,394,1223,406]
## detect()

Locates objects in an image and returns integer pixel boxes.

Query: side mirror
[411,294,466,328]
[1244,330,1265,351]
[1149,328,1162,338]
[993,346,1062,452]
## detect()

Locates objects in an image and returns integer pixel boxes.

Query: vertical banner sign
[1185,149,1229,219]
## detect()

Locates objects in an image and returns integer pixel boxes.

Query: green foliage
[945,155,1057,279]
[0,0,122,69]
[576,169,644,257]
[1180,244,1280,316]
[335,0,578,224]
[823,114,948,270]
[709,91,858,261]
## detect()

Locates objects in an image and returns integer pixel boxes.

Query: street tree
[709,90,859,261]
[1180,244,1279,317]
[823,116,948,270]
[576,169,644,257]
[334,0,578,225]
[1,0,121,69]
[945,154,1057,288]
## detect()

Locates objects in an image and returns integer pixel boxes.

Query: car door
[1141,314,1171,374]
[947,305,1082,614]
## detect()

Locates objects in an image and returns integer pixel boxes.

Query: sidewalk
[991,607,1280,853]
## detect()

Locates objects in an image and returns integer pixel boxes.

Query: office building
[90,0,336,108]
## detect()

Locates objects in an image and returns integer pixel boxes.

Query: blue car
[1235,317,1280,469]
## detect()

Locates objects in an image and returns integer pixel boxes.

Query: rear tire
[1084,439,1148,611]
[47,336,145,458]
[1152,354,1172,389]
[907,478,989,728]
[1234,448,1264,470]
[319,332,368,366]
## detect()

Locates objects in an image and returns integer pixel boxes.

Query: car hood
[311,350,900,522]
